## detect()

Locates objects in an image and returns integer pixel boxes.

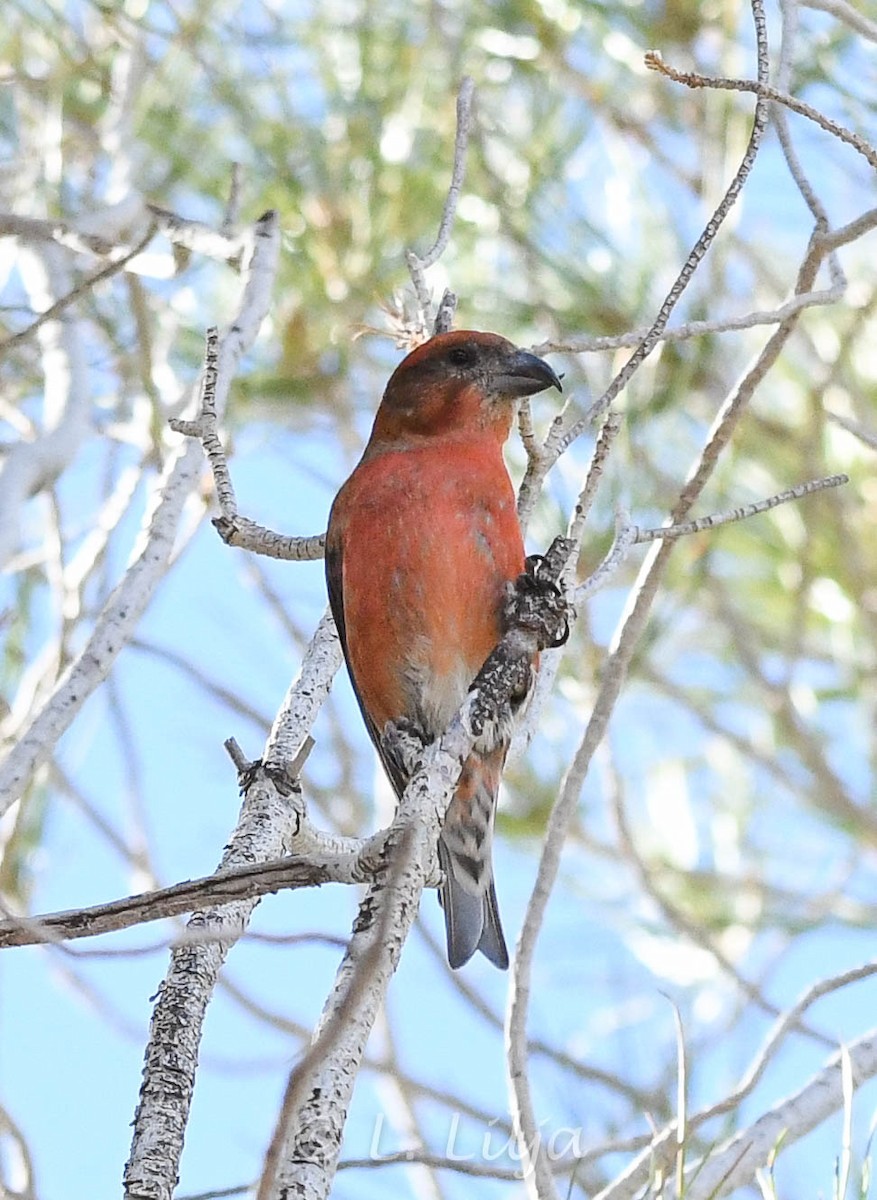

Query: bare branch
[565,410,624,554]
[827,410,877,451]
[775,0,833,230]
[645,51,877,172]
[432,287,458,335]
[338,1150,523,1181]
[0,211,281,819]
[573,510,638,606]
[0,210,129,256]
[0,849,370,951]
[171,326,325,561]
[631,473,849,544]
[170,328,231,503]
[406,77,475,322]
[816,206,877,252]
[123,607,341,1200]
[0,200,249,272]
[256,827,416,1200]
[212,515,325,561]
[0,224,157,355]
[802,0,877,41]
[533,287,844,356]
[556,1,772,456]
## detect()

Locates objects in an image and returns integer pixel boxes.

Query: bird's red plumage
[329,433,524,733]
[326,330,561,968]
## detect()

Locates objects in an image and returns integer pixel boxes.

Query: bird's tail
[438,746,509,970]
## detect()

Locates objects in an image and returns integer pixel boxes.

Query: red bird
[326,331,561,968]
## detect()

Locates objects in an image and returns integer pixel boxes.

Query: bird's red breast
[325,330,561,968]
[328,432,524,735]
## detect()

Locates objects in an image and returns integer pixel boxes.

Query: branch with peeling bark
[123,606,341,1200]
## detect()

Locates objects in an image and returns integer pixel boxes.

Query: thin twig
[337,1151,523,1181]
[414,77,474,269]
[775,0,833,229]
[170,326,325,561]
[432,287,458,334]
[532,287,844,356]
[630,473,849,544]
[406,77,475,323]
[0,210,281,819]
[565,410,624,554]
[555,5,771,458]
[171,328,236,513]
[0,848,368,950]
[645,51,877,172]
[573,510,638,606]
[0,223,157,355]
[506,10,775,1195]
[816,205,877,252]
[827,411,877,451]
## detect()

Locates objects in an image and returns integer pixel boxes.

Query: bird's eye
[447,344,477,367]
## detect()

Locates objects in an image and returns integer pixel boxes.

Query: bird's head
[368,330,562,448]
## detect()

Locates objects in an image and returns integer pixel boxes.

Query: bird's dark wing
[325,533,408,798]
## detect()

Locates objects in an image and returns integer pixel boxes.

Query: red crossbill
[326,330,561,968]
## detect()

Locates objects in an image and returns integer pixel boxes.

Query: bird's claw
[236,757,302,798]
[357,827,394,878]
[503,553,573,650]
[382,716,430,781]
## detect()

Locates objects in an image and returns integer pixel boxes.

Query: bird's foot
[235,756,302,798]
[357,827,394,877]
[503,550,573,651]
[381,715,430,782]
